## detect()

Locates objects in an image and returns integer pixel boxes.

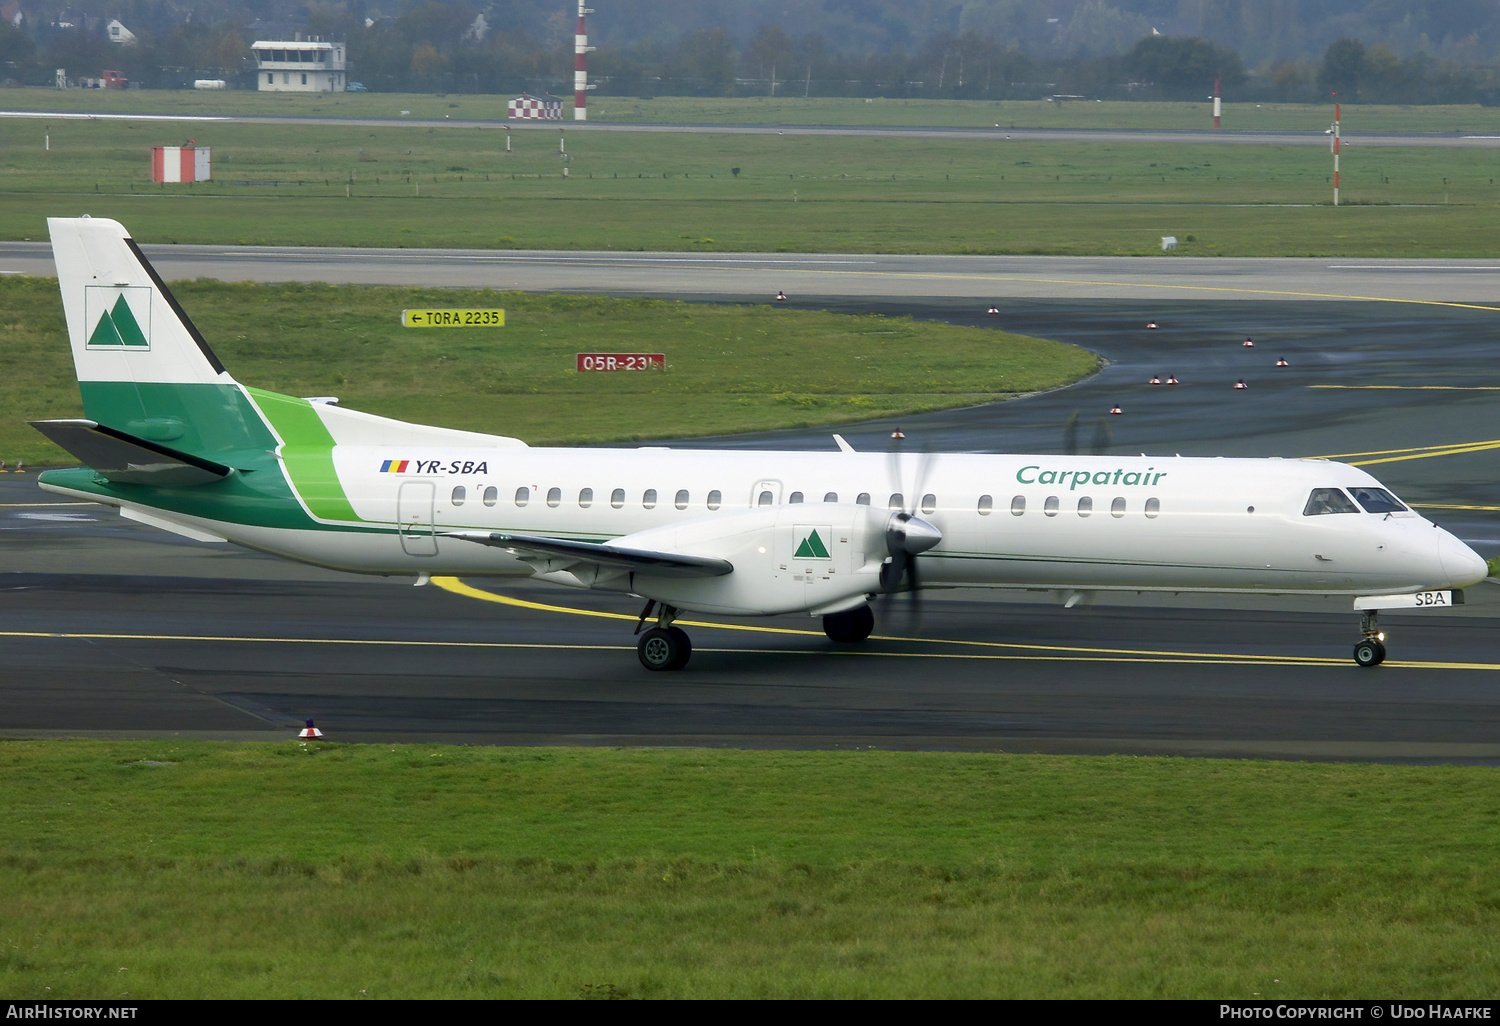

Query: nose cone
[1438,530,1489,587]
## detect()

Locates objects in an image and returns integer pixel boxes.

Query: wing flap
[30,419,234,486]
[443,530,733,578]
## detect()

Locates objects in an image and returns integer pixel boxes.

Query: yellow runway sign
[402,309,505,327]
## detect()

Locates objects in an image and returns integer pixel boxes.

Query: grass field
[0,275,1095,465]
[4,105,1500,254]
[1,740,1498,998]
[6,88,1500,133]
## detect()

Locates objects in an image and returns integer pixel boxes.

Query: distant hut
[508,92,562,120]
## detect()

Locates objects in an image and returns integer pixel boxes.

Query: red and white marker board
[576,353,664,371]
[151,146,211,183]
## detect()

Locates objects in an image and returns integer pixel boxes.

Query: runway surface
[6,242,1500,305]
[6,109,1499,147]
[3,276,1497,759]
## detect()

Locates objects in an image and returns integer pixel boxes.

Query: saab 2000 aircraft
[31,217,1490,670]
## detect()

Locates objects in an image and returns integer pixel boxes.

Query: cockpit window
[1347,487,1408,514]
[1303,488,1360,516]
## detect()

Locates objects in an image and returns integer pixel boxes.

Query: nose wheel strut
[1354,610,1386,667]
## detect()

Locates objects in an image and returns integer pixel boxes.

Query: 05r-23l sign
[577,353,665,371]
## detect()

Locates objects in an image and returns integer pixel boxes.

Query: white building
[252,39,346,92]
[106,19,135,44]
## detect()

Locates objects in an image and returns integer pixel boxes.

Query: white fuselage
[105,445,1481,604]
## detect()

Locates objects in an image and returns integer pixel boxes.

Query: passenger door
[398,480,438,556]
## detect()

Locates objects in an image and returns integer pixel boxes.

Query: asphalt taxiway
[2,283,1496,759]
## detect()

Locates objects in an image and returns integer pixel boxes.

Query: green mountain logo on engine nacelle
[793,527,832,560]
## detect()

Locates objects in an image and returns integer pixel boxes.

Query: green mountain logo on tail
[793,527,832,560]
[84,287,151,350]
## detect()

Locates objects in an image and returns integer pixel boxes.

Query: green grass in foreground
[1,741,1498,998]
[5,116,1500,255]
[0,276,1095,465]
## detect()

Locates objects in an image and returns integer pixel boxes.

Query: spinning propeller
[878,430,942,622]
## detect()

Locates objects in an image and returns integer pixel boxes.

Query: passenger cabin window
[675,489,689,510]
[579,487,593,508]
[1110,497,1126,518]
[977,495,993,515]
[1303,488,1359,516]
[547,487,561,508]
[1044,496,1059,517]
[1077,496,1092,517]
[758,490,773,507]
[888,493,904,511]
[1348,487,1408,514]
[789,491,804,504]
[643,489,658,509]
[515,486,529,507]
[1144,497,1161,519]
[856,493,871,506]
[1011,495,1025,516]
[707,490,722,510]
[452,486,466,506]
[610,488,625,509]
[920,494,937,515]
[483,486,498,507]
[824,492,838,503]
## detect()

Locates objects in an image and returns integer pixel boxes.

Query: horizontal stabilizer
[444,530,733,578]
[30,419,234,486]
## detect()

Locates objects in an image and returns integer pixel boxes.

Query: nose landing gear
[635,599,692,671]
[1354,610,1387,667]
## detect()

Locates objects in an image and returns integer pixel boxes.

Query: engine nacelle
[621,503,889,615]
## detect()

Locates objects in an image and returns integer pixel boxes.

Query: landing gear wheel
[823,605,875,644]
[1353,639,1386,667]
[638,626,692,671]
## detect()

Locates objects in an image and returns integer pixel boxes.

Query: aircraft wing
[30,419,234,487]
[443,530,734,578]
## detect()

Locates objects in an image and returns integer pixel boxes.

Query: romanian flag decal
[380,460,410,474]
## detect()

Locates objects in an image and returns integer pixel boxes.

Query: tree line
[3,2,1499,104]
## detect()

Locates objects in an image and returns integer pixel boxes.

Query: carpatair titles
[1016,465,1168,489]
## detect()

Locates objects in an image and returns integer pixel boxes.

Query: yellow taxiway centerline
[428,577,1500,671]
[0,628,1492,670]
[1411,503,1500,511]
[1309,437,1500,466]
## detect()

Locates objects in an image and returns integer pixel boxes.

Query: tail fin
[48,216,276,459]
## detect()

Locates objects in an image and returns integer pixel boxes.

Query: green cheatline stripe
[245,387,364,524]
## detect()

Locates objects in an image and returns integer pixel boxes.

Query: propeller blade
[1062,411,1079,455]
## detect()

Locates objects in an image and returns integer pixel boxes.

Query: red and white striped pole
[1332,92,1340,207]
[574,2,594,121]
[1213,77,1221,129]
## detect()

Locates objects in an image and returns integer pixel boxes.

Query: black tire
[665,626,692,670]
[823,605,875,644]
[1353,639,1386,667]
[638,626,691,671]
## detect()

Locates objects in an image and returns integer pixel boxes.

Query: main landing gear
[636,600,691,671]
[1354,610,1387,667]
[823,605,874,644]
